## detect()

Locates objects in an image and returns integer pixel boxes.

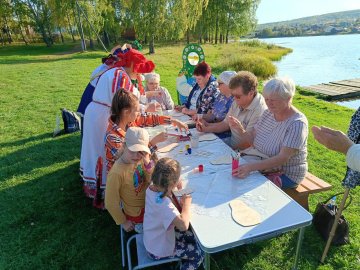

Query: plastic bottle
[328,196,336,212]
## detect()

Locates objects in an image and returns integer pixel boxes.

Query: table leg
[204,252,210,270]
[292,227,305,270]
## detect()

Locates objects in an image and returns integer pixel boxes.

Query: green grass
[0,43,359,270]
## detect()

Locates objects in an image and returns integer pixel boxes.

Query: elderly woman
[145,73,174,110]
[232,77,308,189]
[202,71,236,123]
[180,62,219,116]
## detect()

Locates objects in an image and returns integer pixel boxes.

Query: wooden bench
[285,172,332,210]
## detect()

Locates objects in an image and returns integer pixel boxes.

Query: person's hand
[123,220,135,232]
[146,91,161,98]
[150,132,167,145]
[228,115,245,134]
[176,180,183,190]
[146,102,161,113]
[174,105,184,112]
[181,107,189,115]
[196,119,209,132]
[142,152,151,165]
[233,164,253,178]
[312,126,354,154]
[180,194,192,207]
[171,119,188,132]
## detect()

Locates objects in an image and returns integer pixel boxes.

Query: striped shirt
[253,109,308,183]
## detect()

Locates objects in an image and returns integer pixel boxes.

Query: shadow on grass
[0,133,81,181]
[0,52,105,65]
[0,133,52,148]
[0,163,121,269]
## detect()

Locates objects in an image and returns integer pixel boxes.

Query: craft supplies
[199,164,204,172]
[231,151,240,176]
[190,134,199,148]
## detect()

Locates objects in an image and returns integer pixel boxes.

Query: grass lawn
[0,43,359,270]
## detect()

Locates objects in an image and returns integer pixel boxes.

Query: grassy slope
[0,43,359,270]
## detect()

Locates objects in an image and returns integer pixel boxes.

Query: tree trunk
[4,17,13,44]
[186,29,190,44]
[226,11,231,44]
[0,31,5,46]
[103,30,110,48]
[73,7,86,51]
[19,26,28,45]
[215,14,219,44]
[66,13,76,42]
[59,27,64,43]
[149,34,155,54]
[89,37,94,50]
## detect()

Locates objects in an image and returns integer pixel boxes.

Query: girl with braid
[143,158,204,270]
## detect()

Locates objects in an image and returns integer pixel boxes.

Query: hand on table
[312,125,354,154]
[196,119,209,132]
[123,220,135,232]
[233,164,253,178]
[171,119,188,132]
[174,105,184,112]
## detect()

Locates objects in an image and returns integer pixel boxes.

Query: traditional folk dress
[80,67,138,199]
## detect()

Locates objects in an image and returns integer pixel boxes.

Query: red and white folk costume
[80,48,155,200]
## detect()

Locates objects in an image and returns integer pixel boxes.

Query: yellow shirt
[105,160,152,225]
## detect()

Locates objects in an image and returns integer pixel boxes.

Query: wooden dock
[304,78,360,100]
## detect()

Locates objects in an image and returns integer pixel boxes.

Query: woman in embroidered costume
[76,48,123,134]
[80,45,155,200]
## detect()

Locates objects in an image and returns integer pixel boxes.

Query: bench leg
[297,195,309,211]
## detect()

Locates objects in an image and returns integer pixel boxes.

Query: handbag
[313,192,351,246]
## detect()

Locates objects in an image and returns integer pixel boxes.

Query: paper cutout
[229,199,261,227]
[173,188,194,197]
[199,133,217,141]
[157,142,179,153]
[210,155,232,165]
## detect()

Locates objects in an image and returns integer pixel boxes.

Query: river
[260,34,360,109]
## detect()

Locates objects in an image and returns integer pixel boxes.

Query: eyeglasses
[233,93,246,99]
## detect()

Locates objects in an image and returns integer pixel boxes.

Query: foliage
[1,43,359,270]
[0,0,260,51]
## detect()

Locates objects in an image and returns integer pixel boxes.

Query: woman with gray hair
[145,73,174,110]
[202,70,237,122]
[231,77,308,189]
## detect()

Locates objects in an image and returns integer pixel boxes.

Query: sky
[256,0,360,24]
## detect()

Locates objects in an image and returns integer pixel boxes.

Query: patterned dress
[211,94,234,122]
[342,107,360,188]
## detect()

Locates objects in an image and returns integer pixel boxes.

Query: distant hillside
[254,9,360,38]
[257,9,360,30]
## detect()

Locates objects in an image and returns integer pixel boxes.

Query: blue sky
[256,0,360,24]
